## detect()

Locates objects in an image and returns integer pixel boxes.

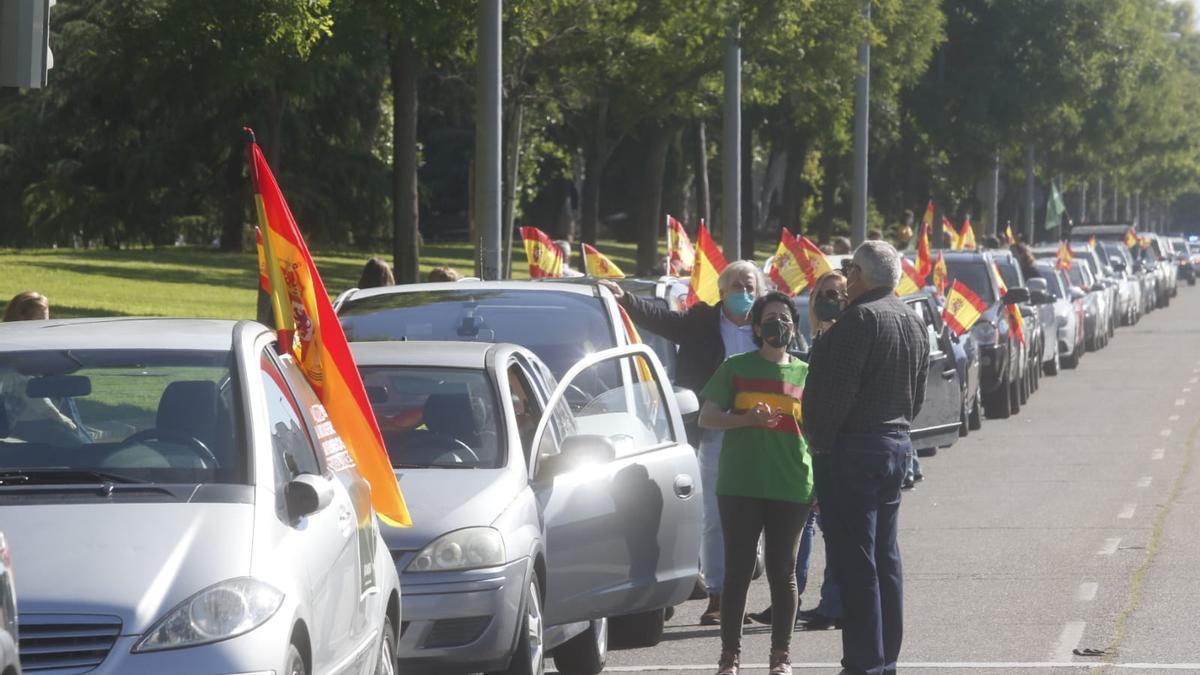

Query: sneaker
[769,649,792,675]
[715,649,739,675]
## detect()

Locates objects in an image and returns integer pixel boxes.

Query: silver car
[0,318,400,675]
[351,341,701,675]
[0,533,17,675]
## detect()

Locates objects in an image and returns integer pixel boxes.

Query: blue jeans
[822,432,908,675]
[795,510,816,596]
[904,447,923,483]
[811,455,844,619]
[698,428,725,593]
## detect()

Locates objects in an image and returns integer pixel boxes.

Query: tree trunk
[634,126,673,274]
[392,33,420,284]
[816,151,841,243]
[740,121,755,259]
[580,97,611,245]
[219,142,245,251]
[696,120,711,226]
[502,99,524,278]
[662,129,686,230]
[781,131,810,235]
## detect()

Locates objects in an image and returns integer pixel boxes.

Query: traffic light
[0,0,53,89]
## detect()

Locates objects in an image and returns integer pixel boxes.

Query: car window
[995,260,1022,289]
[0,349,245,484]
[1037,268,1064,298]
[507,363,543,460]
[944,260,998,305]
[552,352,674,459]
[359,366,503,469]
[907,300,942,356]
[625,297,677,382]
[260,351,323,481]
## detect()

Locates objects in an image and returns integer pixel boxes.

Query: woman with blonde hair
[808,271,847,339]
[2,291,49,322]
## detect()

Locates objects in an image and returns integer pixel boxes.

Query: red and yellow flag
[896,256,925,296]
[582,242,625,278]
[942,280,988,336]
[932,251,949,296]
[667,215,696,275]
[683,221,728,307]
[795,235,833,288]
[960,216,977,251]
[768,228,808,295]
[944,216,962,250]
[248,133,411,527]
[917,201,934,279]
[520,227,564,278]
[993,261,1024,344]
[1005,223,1017,244]
[1124,227,1138,248]
[1088,235,1097,250]
[1056,241,1073,271]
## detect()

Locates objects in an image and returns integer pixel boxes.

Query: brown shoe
[700,593,721,625]
[769,649,792,675]
[715,649,739,675]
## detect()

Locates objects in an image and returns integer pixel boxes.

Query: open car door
[529,344,701,627]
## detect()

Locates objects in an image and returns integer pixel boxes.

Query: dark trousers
[821,432,909,675]
[718,495,810,653]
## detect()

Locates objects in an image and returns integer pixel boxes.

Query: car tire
[968,390,983,431]
[751,535,765,580]
[1018,371,1028,405]
[1010,377,1022,414]
[916,446,937,458]
[374,617,397,675]
[609,608,665,649]
[1044,349,1060,376]
[553,617,607,675]
[285,644,307,675]
[493,579,545,675]
[984,380,1012,419]
[1062,346,1079,369]
[959,398,969,437]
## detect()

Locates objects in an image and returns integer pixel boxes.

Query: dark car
[992,251,1046,404]
[943,251,1028,419]
[903,293,977,454]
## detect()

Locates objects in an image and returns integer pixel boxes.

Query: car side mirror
[1002,287,1030,305]
[1111,261,1127,273]
[673,387,700,417]
[1030,290,1053,305]
[539,434,617,478]
[285,474,334,521]
[1070,287,1086,301]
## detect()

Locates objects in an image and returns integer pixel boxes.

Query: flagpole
[476,0,503,280]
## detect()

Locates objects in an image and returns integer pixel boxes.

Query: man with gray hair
[801,240,929,675]
[600,259,765,626]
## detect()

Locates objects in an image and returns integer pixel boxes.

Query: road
[594,284,1200,674]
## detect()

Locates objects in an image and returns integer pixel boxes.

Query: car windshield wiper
[0,469,148,486]
[392,462,478,469]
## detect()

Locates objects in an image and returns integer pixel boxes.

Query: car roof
[0,318,251,352]
[1071,224,1136,237]
[941,250,995,263]
[341,280,600,306]
[349,340,533,369]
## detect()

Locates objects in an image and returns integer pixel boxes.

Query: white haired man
[600,259,765,625]
[801,241,929,675]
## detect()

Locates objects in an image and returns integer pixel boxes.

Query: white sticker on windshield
[310,404,329,424]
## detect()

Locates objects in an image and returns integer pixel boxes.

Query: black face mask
[814,296,843,322]
[760,319,793,348]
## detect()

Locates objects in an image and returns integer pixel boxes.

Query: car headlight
[133,578,284,653]
[972,321,999,345]
[407,527,506,573]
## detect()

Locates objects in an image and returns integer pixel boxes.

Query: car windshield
[944,260,997,305]
[1068,265,1088,287]
[339,289,617,378]
[359,366,502,469]
[0,349,245,484]
[1037,268,1064,298]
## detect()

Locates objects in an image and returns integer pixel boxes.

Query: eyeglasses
[820,288,845,301]
[842,262,860,274]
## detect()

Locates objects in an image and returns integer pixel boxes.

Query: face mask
[814,296,843,322]
[760,319,793,348]
[725,291,754,317]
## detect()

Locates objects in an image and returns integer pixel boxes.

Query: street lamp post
[722,22,741,260]
[476,0,502,280]
[850,0,870,246]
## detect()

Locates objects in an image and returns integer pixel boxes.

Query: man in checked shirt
[802,241,930,675]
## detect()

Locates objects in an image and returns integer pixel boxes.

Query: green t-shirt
[701,351,813,504]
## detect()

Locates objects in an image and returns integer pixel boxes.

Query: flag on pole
[942,280,988,335]
[944,216,962,250]
[1045,183,1066,231]
[254,227,274,327]
[896,257,925,296]
[683,221,728,307]
[1005,223,1017,244]
[582,243,625,278]
[247,130,411,528]
[1088,235,1097,251]
[767,228,809,295]
[917,202,934,279]
[667,215,696,275]
[795,235,833,288]
[932,251,949,296]
[1124,227,1138,248]
[1056,241,1073,271]
[992,261,1024,344]
[520,227,564,278]
[960,216,977,250]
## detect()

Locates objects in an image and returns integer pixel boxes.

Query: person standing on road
[803,241,930,675]
[699,291,812,675]
[601,260,765,626]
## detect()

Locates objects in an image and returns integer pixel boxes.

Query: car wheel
[983,380,1011,419]
[1010,377,1022,414]
[916,446,938,458]
[609,608,665,648]
[374,617,397,675]
[751,534,765,580]
[285,644,306,675]
[1018,371,1028,405]
[1044,348,1060,376]
[959,397,969,437]
[1062,346,1079,369]
[553,617,607,675]
[494,579,545,675]
[968,389,983,431]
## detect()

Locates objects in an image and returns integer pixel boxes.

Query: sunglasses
[820,288,845,301]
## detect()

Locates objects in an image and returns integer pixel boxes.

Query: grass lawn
[0,240,778,320]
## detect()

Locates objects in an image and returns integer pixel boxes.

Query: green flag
[1045,183,1066,231]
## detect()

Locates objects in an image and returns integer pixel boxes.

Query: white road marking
[1184,388,1193,393]
[1077,582,1098,601]
[1176,398,1187,406]
[1153,448,1166,460]
[1161,428,1173,437]
[1118,503,1137,519]
[1051,621,1087,662]
[1137,476,1153,488]
[1098,537,1122,555]
[1169,414,1181,422]
[593,664,1200,671]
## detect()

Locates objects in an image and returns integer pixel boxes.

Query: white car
[0,318,400,675]
[0,532,17,675]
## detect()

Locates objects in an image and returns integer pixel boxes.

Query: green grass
[1,240,778,320]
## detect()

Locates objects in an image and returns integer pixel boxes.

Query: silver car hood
[385,468,522,551]
[3,502,253,632]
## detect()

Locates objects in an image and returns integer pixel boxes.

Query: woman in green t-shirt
[699,290,813,675]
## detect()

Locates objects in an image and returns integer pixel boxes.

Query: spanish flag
[895,256,925,296]
[1005,223,1016,244]
[932,251,949,296]
[582,242,625,278]
[944,216,962,250]
[254,227,274,327]
[683,221,728,307]
[1124,227,1138,248]
[993,261,1024,344]
[767,228,808,295]
[960,216,977,251]
[667,215,696,275]
[942,280,988,336]
[248,131,411,527]
[917,202,934,279]
[1088,235,1097,250]
[796,235,833,287]
[1056,241,1073,271]
[520,226,564,278]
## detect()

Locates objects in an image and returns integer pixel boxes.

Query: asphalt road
[593,283,1200,675]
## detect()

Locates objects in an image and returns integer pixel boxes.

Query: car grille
[424,616,491,648]
[18,614,122,673]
